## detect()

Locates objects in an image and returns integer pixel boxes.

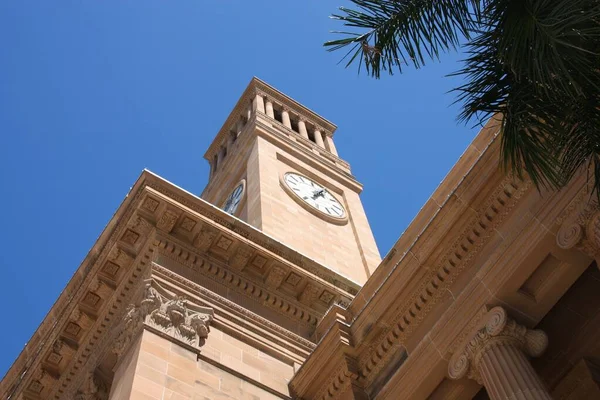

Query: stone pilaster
[448,307,550,400]
[325,135,338,156]
[252,92,265,114]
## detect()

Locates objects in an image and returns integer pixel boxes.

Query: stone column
[235,119,244,137]
[246,102,253,121]
[298,119,309,140]
[448,307,551,400]
[252,93,265,114]
[265,99,275,118]
[325,135,338,156]
[282,109,292,129]
[314,128,325,148]
[217,146,225,166]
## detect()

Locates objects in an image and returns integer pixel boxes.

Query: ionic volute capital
[448,307,548,384]
[556,201,600,260]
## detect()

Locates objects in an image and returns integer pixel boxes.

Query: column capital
[448,306,548,383]
[112,279,214,359]
[556,202,600,260]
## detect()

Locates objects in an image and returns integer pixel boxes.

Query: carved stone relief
[112,279,214,359]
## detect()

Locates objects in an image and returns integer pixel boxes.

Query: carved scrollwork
[557,222,583,250]
[112,279,214,358]
[556,200,600,259]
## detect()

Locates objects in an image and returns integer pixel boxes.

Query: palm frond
[324,0,481,77]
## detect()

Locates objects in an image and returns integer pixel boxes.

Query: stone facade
[2,78,600,399]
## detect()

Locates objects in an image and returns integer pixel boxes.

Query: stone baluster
[298,119,309,140]
[448,306,551,400]
[325,135,338,156]
[282,109,292,129]
[265,99,275,118]
[314,128,325,148]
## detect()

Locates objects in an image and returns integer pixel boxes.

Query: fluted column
[298,119,309,139]
[314,128,325,148]
[282,109,292,129]
[325,135,338,156]
[448,307,551,400]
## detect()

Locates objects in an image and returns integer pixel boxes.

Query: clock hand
[312,189,325,199]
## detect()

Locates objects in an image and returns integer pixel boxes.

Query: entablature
[1,169,358,400]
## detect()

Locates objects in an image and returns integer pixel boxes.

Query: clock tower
[202,78,381,284]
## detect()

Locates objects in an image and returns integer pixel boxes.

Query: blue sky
[0,2,478,377]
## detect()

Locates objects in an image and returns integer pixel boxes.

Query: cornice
[1,169,357,400]
[143,176,359,296]
[0,169,153,400]
[289,117,541,399]
[152,264,316,359]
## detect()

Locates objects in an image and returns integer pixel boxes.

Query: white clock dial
[283,173,346,218]
[223,182,244,215]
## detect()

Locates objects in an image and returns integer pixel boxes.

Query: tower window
[290,119,299,133]
[307,128,316,143]
[273,109,282,123]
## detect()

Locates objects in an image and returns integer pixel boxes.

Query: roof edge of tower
[203,77,338,161]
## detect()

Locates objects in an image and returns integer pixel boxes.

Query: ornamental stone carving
[112,279,214,358]
[74,372,108,400]
[157,209,179,233]
[448,306,548,384]
[556,200,600,259]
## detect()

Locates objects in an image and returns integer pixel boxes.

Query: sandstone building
[2,78,600,400]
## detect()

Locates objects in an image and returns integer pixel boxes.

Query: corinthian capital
[448,307,548,384]
[112,279,214,359]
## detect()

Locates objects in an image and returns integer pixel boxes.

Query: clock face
[283,173,346,219]
[223,182,244,215]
